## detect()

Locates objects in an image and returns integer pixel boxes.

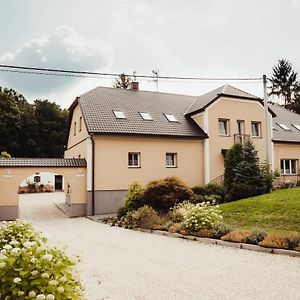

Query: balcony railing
[234,134,250,144]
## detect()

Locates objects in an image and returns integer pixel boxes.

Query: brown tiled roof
[184,84,262,115]
[271,105,300,143]
[77,87,207,138]
[0,158,87,167]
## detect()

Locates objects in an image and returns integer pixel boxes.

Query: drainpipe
[91,134,95,215]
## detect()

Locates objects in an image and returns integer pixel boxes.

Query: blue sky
[0,0,299,107]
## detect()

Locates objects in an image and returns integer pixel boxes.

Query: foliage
[0,86,68,157]
[142,176,194,213]
[192,183,225,204]
[113,73,132,89]
[269,59,300,113]
[168,223,184,233]
[205,183,225,201]
[223,143,243,198]
[0,221,84,299]
[183,202,223,233]
[221,230,251,243]
[124,205,162,229]
[244,230,267,245]
[0,151,11,158]
[169,201,195,223]
[278,180,297,189]
[220,187,300,233]
[225,141,266,201]
[260,161,277,192]
[211,223,232,239]
[259,232,300,250]
[124,181,144,212]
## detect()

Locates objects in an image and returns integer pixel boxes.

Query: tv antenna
[152,69,159,92]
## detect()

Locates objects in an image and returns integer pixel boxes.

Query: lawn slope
[220,187,300,233]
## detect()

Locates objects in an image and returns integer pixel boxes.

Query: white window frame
[280,159,298,175]
[113,110,126,119]
[74,121,77,136]
[251,121,261,138]
[128,152,140,168]
[164,113,178,122]
[140,112,153,120]
[218,118,230,136]
[166,153,177,168]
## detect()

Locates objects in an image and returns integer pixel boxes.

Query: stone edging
[132,228,300,258]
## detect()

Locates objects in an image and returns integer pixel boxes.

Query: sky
[0,0,299,108]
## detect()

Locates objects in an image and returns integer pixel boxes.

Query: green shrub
[183,202,223,233]
[0,221,84,299]
[205,183,225,200]
[211,223,232,239]
[124,205,161,229]
[117,206,128,219]
[192,183,225,204]
[227,183,253,202]
[245,230,267,245]
[169,201,194,223]
[142,176,194,213]
[191,186,208,196]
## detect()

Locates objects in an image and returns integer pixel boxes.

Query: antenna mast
[152,69,159,92]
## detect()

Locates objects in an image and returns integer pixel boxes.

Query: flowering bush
[0,220,84,299]
[169,201,195,222]
[183,202,223,232]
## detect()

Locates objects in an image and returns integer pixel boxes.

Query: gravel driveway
[19,193,300,300]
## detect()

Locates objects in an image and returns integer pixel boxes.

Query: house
[64,83,300,216]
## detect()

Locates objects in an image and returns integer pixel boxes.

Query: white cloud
[0,25,112,97]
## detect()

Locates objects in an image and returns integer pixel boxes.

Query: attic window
[140,112,153,120]
[277,123,290,131]
[164,113,178,122]
[113,110,126,119]
[292,124,300,131]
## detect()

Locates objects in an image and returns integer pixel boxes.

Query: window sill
[166,166,177,168]
[128,166,141,169]
[218,134,230,137]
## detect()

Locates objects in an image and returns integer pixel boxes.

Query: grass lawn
[220,187,300,233]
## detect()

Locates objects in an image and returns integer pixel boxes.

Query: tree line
[0,87,68,158]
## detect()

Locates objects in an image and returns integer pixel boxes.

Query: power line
[0,64,263,82]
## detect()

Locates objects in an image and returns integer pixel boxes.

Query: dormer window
[140,112,153,120]
[113,110,126,119]
[292,124,300,131]
[277,123,290,131]
[164,113,178,122]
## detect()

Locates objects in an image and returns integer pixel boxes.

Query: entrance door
[54,175,63,190]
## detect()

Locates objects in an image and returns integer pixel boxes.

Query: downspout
[91,134,95,215]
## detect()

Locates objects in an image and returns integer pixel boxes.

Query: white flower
[49,280,58,286]
[57,286,64,293]
[10,240,18,246]
[23,241,34,248]
[0,249,7,254]
[30,257,38,264]
[59,276,67,282]
[13,277,21,283]
[28,291,36,298]
[42,254,53,261]
[31,270,39,275]
[3,244,12,250]
[0,262,6,268]
[46,294,55,300]
[18,291,25,296]
[11,247,21,254]
[41,272,50,278]
[0,253,7,260]
[36,294,46,300]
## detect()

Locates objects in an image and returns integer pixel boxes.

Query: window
[251,122,261,137]
[164,113,178,122]
[237,120,245,135]
[34,175,40,183]
[128,152,140,168]
[166,153,177,167]
[74,122,76,136]
[277,123,290,131]
[113,110,126,119]
[292,124,300,131]
[218,119,229,136]
[280,159,297,175]
[140,112,153,120]
[79,116,82,132]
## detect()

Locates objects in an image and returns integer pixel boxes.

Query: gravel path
[19,193,300,300]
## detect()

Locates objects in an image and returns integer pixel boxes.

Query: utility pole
[263,74,270,166]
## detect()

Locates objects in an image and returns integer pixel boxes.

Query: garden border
[131,227,300,258]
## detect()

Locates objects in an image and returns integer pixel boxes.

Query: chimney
[131,81,139,91]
